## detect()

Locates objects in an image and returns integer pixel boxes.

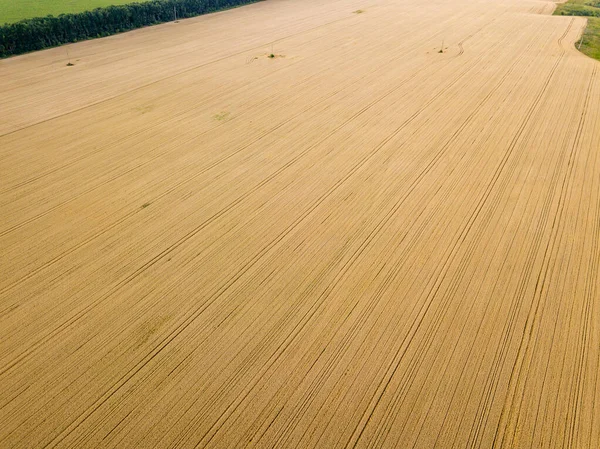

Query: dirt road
[1,0,599,447]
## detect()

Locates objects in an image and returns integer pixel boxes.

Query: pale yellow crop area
[1,0,599,447]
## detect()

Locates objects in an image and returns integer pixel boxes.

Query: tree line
[0,0,257,58]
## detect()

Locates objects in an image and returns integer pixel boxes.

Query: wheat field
[1,0,600,447]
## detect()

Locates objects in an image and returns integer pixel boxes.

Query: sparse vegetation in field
[135,105,154,114]
[133,315,171,348]
[213,111,231,121]
[353,9,364,14]
[555,0,600,60]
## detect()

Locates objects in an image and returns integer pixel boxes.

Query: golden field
[1,0,599,447]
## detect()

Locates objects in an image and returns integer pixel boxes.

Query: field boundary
[0,0,261,58]
[554,0,600,60]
